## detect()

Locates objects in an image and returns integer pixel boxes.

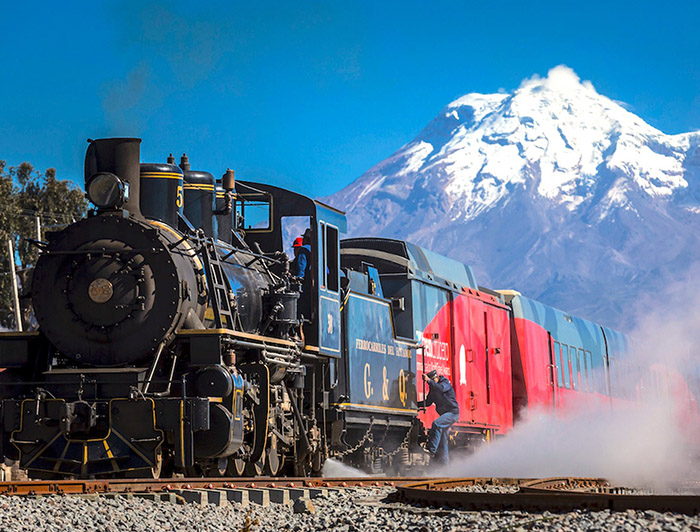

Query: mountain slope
[327,66,700,330]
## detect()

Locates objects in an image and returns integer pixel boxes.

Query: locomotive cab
[233,181,346,356]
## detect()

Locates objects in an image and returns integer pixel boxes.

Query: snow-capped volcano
[328,66,700,329]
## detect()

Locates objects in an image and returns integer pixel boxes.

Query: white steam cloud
[321,458,368,478]
[441,403,688,489]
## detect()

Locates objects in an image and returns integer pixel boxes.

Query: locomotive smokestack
[84,138,142,217]
[167,153,175,164]
[179,154,190,172]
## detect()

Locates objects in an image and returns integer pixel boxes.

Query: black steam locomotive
[0,138,428,478]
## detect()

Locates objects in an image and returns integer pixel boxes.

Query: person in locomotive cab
[291,236,312,281]
[292,235,313,321]
[418,370,460,464]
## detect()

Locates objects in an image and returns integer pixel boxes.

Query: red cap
[292,237,304,248]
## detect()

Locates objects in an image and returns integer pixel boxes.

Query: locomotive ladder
[201,238,235,329]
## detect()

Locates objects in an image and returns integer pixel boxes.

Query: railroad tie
[219,488,250,506]
[172,489,208,505]
[239,488,270,506]
[193,489,227,507]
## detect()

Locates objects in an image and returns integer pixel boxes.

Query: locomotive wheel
[244,455,266,477]
[213,457,228,476]
[227,457,246,476]
[151,449,163,479]
[263,434,283,476]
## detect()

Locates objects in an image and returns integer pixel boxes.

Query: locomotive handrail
[207,236,284,266]
[261,355,297,368]
[231,339,297,356]
[24,237,48,250]
[42,248,163,255]
[299,351,325,361]
[178,328,298,348]
[142,343,165,395]
[174,226,283,267]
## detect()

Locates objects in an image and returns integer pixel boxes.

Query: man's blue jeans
[427,411,459,464]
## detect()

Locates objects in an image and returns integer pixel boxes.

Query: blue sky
[2,0,699,197]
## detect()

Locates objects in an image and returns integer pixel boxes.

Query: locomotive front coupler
[59,400,98,436]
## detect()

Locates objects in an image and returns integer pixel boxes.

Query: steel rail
[393,477,700,516]
[0,476,425,497]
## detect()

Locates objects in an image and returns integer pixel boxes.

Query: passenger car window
[570,345,578,390]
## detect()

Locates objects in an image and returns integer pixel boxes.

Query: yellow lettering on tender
[382,366,389,401]
[398,369,407,406]
[364,363,372,398]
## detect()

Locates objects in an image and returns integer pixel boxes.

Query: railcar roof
[507,293,629,358]
[340,237,478,290]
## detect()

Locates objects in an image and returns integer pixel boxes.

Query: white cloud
[518,64,596,94]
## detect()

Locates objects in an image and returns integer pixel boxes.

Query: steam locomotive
[0,137,697,480]
[0,138,422,478]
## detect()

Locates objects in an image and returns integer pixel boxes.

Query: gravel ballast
[0,487,699,531]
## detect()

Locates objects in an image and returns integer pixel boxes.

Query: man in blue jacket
[291,235,313,321]
[418,370,460,464]
[291,236,312,280]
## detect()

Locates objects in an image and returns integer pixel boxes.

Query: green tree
[0,161,87,329]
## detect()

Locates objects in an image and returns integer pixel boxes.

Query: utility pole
[7,239,22,332]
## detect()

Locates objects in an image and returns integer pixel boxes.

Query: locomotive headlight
[86,172,126,208]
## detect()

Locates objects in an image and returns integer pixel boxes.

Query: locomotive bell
[84,138,142,216]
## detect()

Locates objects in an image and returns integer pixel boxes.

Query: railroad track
[0,476,418,506]
[1,476,699,515]
[393,477,700,515]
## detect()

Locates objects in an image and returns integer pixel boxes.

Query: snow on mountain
[327,66,700,330]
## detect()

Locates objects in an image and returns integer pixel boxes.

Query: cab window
[235,192,271,230]
[321,223,339,292]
